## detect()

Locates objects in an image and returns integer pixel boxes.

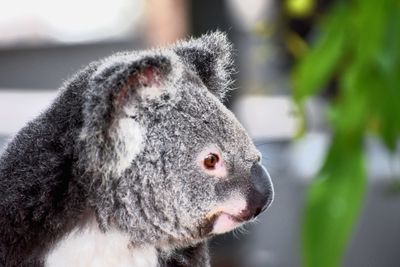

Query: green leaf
[293,3,347,103]
[291,1,400,266]
[302,135,366,267]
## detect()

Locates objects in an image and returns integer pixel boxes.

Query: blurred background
[0,0,400,266]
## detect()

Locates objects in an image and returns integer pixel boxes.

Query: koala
[0,31,273,267]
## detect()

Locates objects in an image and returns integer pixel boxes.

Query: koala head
[77,31,273,249]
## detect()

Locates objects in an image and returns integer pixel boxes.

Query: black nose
[249,162,274,218]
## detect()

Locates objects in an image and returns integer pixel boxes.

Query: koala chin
[0,31,274,267]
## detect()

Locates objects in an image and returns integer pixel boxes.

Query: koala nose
[248,162,274,218]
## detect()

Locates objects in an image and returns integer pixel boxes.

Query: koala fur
[0,31,273,267]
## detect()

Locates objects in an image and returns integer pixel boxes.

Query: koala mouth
[202,196,253,235]
[220,212,250,223]
[210,210,254,234]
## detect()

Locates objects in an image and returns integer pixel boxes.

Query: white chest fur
[45,223,158,267]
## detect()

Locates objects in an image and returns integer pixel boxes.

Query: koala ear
[174,31,234,100]
[92,55,174,108]
[80,54,177,177]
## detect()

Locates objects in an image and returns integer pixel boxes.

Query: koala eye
[204,153,219,169]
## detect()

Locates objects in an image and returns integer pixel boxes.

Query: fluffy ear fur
[78,53,180,179]
[91,54,174,107]
[174,31,234,100]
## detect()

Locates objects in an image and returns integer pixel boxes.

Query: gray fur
[0,31,272,267]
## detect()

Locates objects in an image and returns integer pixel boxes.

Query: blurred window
[0,0,144,47]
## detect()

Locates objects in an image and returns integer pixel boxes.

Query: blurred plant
[285,0,316,18]
[291,0,400,267]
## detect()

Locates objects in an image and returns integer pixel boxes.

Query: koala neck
[87,167,194,249]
